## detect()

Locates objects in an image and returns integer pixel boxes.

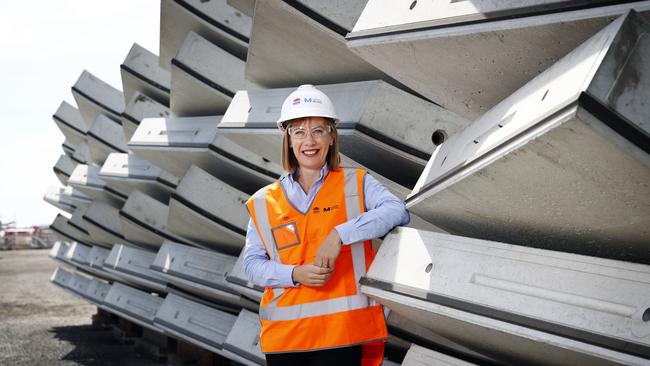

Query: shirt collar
[287,164,329,184]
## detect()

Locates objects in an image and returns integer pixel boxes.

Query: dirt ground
[0,249,162,366]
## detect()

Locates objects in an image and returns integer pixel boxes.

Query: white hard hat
[276,85,338,131]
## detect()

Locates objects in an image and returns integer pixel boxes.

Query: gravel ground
[0,249,162,366]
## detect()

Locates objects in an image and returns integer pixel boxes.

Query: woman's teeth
[303,150,318,156]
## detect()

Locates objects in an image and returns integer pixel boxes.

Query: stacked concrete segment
[102,282,164,331]
[72,70,125,127]
[120,43,171,106]
[68,164,128,208]
[103,244,166,292]
[49,215,92,247]
[53,154,77,186]
[221,309,265,366]
[53,101,87,148]
[87,115,128,166]
[81,201,130,247]
[121,91,170,142]
[71,142,91,165]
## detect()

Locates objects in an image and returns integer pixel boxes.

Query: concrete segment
[151,241,241,308]
[220,80,469,189]
[153,292,237,357]
[222,309,264,366]
[62,139,76,157]
[81,201,130,247]
[167,166,248,253]
[49,241,75,268]
[50,266,73,290]
[72,70,125,128]
[121,91,170,142]
[71,141,91,165]
[225,249,263,303]
[87,115,128,166]
[43,186,80,214]
[67,207,95,245]
[348,2,650,119]
[119,191,193,249]
[296,0,368,32]
[102,282,164,331]
[120,43,171,105]
[402,344,477,366]
[49,215,92,247]
[65,242,112,281]
[408,12,650,262]
[160,0,251,70]
[244,0,386,87]
[53,154,77,186]
[171,31,256,117]
[68,164,127,209]
[362,227,650,365]
[53,101,87,148]
[99,153,178,203]
[226,0,254,17]
[104,244,167,292]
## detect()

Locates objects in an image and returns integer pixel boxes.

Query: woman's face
[288,116,333,171]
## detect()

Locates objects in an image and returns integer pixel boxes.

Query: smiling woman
[243,85,410,366]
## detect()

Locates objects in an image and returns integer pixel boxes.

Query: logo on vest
[312,205,339,214]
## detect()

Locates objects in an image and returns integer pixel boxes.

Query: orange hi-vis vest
[246,168,387,363]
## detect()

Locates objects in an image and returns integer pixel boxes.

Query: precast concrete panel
[65,241,92,268]
[69,207,94,241]
[50,266,73,290]
[222,309,265,366]
[225,249,263,303]
[72,70,125,128]
[401,344,477,366]
[62,139,76,157]
[53,101,87,147]
[104,244,166,292]
[153,292,237,356]
[160,0,251,70]
[361,227,650,365]
[87,115,128,166]
[99,153,178,203]
[120,43,171,105]
[49,215,92,248]
[226,0,254,17]
[53,154,77,186]
[348,2,650,119]
[102,282,163,331]
[49,241,75,267]
[244,0,387,88]
[68,164,127,208]
[81,201,130,247]
[171,31,256,117]
[167,166,248,253]
[84,277,112,308]
[67,271,93,301]
[407,12,650,262]
[43,186,78,214]
[119,191,192,249]
[71,142,91,165]
[219,81,469,189]
[295,0,368,32]
[150,241,241,307]
[121,92,170,142]
[88,245,110,270]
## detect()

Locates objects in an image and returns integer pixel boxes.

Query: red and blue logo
[292,98,301,105]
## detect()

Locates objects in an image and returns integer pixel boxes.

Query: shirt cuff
[335,221,358,245]
[279,264,299,287]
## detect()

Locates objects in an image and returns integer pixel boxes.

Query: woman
[244,85,409,366]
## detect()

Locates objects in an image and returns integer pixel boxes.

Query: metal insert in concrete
[68,164,127,208]
[71,141,91,165]
[348,2,650,119]
[102,282,163,331]
[129,116,281,194]
[225,249,262,303]
[222,309,265,366]
[220,80,469,189]
[104,244,166,292]
[160,0,251,70]
[49,215,92,248]
[151,241,241,307]
[99,153,178,203]
[53,101,87,148]
[402,344,477,366]
[87,115,128,166]
[119,191,192,249]
[361,227,650,365]
[72,70,125,128]
[121,91,170,142]
[245,0,387,87]
[81,201,130,247]
[167,166,248,253]
[153,292,237,356]
[53,154,77,186]
[120,43,171,105]
[408,12,650,262]
[171,31,256,117]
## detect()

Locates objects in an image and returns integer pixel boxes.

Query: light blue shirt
[243,165,410,288]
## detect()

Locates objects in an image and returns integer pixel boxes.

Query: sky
[0,1,160,227]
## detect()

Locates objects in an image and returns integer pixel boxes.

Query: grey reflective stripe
[343,169,367,291]
[252,187,279,262]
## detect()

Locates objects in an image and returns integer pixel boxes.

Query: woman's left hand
[314,230,342,269]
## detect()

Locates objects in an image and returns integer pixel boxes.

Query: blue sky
[0,1,159,226]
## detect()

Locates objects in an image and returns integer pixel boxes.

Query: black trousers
[265,345,362,366]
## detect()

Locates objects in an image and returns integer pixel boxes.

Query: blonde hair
[281,118,340,173]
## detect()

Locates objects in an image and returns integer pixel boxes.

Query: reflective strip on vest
[259,168,371,321]
[252,187,279,262]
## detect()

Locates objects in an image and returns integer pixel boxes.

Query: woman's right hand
[292,264,333,287]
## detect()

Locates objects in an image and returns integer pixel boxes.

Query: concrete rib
[103,244,167,292]
[53,101,87,148]
[121,91,170,142]
[81,201,130,247]
[68,164,127,209]
[102,282,164,331]
[120,43,171,106]
[87,115,128,166]
[72,70,125,128]
[53,154,77,186]
[222,309,265,366]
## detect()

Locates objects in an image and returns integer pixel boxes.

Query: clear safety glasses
[287,125,332,140]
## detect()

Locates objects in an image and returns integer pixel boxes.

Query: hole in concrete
[431,130,447,146]
[643,308,650,322]
[542,89,549,101]
[441,155,447,166]
[425,263,433,273]
[409,1,417,10]
[262,157,270,163]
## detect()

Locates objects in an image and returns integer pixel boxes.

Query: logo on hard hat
[292,98,301,105]
[304,97,322,104]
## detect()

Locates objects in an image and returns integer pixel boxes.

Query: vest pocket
[271,221,301,251]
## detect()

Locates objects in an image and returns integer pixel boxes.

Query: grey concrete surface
[0,249,160,366]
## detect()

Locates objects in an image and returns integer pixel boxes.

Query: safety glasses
[287,125,332,140]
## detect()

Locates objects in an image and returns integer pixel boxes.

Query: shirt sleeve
[334,173,410,244]
[243,218,298,288]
